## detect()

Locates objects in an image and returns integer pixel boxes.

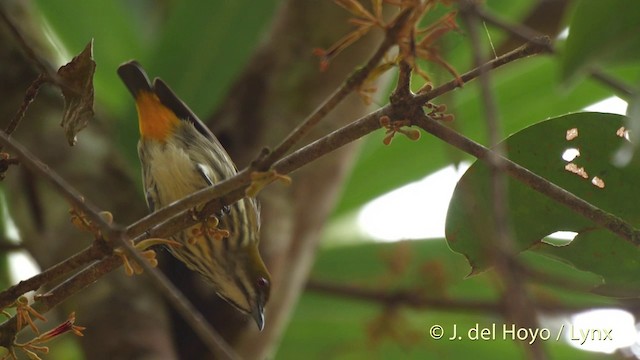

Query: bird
[117,60,270,330]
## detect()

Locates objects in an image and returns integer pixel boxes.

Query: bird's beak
[251,301,265,331]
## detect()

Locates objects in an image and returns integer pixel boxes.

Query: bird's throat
[135,91,180,142]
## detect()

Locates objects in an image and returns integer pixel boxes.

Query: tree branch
[3,74,46,141]
[413,37,552,105]
[459,2,544,358]
[115,235,240,360]
[0,131,114,235]
[254,8,413,170]
[306,279,640,315]
[474,5,635,97]
[0,240,109,310]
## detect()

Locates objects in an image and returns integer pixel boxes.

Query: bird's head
[211,243,271,331]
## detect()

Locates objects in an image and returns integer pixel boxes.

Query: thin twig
[391,60,414,100]
[589,69,635,98]
[0,240,110,310]
[115,234,239,360]
[474,6,553,54]
[0,131,114,235]
[306,279,640,314]
[413,37,552,104]
[459,2,544,358]
[307,279,502,313]
[475,5,635,97]
[3,74,47,146]
[0,132,239,357]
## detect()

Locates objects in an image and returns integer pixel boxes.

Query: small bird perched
[117,61,270,330]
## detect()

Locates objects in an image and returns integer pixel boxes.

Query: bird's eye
[256,277,269,289]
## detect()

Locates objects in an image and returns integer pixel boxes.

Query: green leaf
[536,229,640,297]
[561,0,640,83]
[445,112,640,296]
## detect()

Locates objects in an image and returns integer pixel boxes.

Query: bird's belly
[148,143,205,207]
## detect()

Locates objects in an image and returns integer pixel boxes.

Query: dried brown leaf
[57,40,95,146]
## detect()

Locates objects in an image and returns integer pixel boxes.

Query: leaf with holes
[445,112,640,296]
[535,229,640,297]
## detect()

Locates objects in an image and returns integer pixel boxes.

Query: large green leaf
[445,112,640,296]
[279,239,612,359]
[561,0,640,83]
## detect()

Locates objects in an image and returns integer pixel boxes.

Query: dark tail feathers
[117,60,152,97]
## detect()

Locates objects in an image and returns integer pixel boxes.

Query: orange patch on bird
[135,91,180,141]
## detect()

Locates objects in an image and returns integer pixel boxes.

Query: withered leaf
[57,40,95,146]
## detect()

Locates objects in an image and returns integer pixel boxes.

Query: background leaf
[561,0,640,83]
[148,1,278,116]
[280,239,613,359]
[536,229,640,297]
[445,112,640,296]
